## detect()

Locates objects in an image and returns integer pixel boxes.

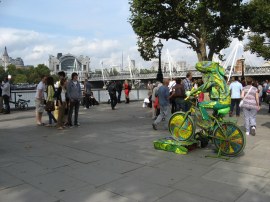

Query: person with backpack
[116,81,123,103]
[108,81,117,110]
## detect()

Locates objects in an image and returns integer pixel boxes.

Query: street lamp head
[240,55,245,61]
[156,39,163,51]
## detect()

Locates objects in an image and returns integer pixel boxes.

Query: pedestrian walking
[241,77,260,136]
[108,81,117,110]
[152,78,173,130]
[229,76,243,117]
[116,81,123,103]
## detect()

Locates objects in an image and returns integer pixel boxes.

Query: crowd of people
[1,69,269,136]
[147,72,270,137]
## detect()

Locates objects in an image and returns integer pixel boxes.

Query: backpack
[128,84,132,91]
[108,83,116,95]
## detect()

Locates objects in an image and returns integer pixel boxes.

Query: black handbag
[45,101,55,111]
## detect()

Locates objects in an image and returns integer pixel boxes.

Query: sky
[0,0,266,70]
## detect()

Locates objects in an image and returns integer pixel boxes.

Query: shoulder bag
[239,86,252,108]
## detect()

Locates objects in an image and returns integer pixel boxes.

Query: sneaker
[250,126,256,136]
[246,132,250,136]
[152,123,157,130]
[69,124,73,128]
[74,123,80,127]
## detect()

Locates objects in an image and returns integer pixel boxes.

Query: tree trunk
[195,38,209,61]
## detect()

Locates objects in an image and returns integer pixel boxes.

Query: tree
[244,0,270,60]
[129,0,245,62]
[0,66,7,81]
[14,74,27,84]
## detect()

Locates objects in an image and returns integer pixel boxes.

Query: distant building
[49,53,90,81]
[0,47,24,71]
[234,59,245,74]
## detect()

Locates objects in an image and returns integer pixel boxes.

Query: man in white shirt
[229,76,243,117]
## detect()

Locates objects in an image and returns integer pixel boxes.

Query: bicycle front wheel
[168,112,194,141]
[213,122,246,157]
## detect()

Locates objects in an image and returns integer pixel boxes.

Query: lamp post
[156,39,164,83]
[240,56,245,79]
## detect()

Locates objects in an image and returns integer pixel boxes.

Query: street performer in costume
[186,61,231,124]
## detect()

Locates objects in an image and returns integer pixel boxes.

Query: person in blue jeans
[152,78,173,130]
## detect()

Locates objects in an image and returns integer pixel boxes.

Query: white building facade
[49,53,90,81]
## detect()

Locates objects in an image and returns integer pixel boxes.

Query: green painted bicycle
[168,97,246,158]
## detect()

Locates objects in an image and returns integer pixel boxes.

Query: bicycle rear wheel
[168,112,194,141]
[213,122,246,157]
[20,103,28,110]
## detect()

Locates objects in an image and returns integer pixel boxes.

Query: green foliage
[14,74,27,84]
[0,64,50,84]
[0,66,7,81]
[244,0,270,60]
[129,0,245,61]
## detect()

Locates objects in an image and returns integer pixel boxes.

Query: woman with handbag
[241,77,260,136]
[55,78,68,130]
[45,76,57,127]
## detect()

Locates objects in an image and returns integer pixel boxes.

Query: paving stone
[212,161,269,177]
[172,176,246,202]
[22,171,88,197]
[156,190,218,202]
[57,149,106,164]
[235,190,270,202]
[203,168,270,192]
[154,159,213,177]
[89,157,143,174]
[260,182,270,196]
[0,170,24,191]
[60,185,136,202]
[0,184,58,202]
[102,176,173,202]
[124,166,188,186]
[24,154,75,169]
[55,164,123,187]
[1,161,52,181]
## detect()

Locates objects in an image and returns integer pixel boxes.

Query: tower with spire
[2,46,10,71]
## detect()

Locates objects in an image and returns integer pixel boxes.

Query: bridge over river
[89,65,270,82]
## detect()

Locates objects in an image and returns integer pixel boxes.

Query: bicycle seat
[18,95,22,97]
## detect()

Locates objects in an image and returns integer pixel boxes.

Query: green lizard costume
[187,61,231,121]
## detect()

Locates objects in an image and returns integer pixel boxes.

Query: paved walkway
[0,102,270,202]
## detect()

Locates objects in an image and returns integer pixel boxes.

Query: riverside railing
[10,89,149,108]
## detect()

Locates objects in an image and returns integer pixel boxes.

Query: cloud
[0,27,266,70]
